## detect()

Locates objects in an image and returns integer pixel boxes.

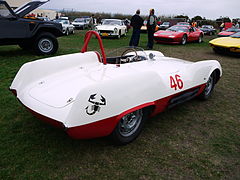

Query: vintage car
[10,31,222,145]
[159,22,170,30]
[54,18,74,35]
[200,25,216,35]
[95,19,127,38]
[72,18,89,29]
[154,25,204,45]
[218,28,240,37]
[141,20,159,33]
[209,32,240,55]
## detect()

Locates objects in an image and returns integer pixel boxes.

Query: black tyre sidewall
[110,108,148,145]
[199,71,216,100]
[34,32,58,55]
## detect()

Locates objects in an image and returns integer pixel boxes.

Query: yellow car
[209,32,240,55]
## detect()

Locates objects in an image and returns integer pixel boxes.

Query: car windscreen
[54,19,68,24]
[167,26,188,32]
[162,22,169,25]
[230,32,240,38]
[102,20,121,25]
[202,25,212,29]
[74,18,85,22]
[226,28,240,32]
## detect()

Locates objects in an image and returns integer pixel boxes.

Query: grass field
[0,30,239,179]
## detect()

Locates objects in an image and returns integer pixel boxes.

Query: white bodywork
[10,50,222,130]
[95,19,127,38]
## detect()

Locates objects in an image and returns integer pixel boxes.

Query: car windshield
[202,25,212,29]
[74,18,85,22]
[54,19,68,24]
[0,4,13,18]
[103,20,121,25]
[226,28,240,32]
[162,22,169,25]
[167,26,188,32]
[230,32,240,38]
[177,22,189,25]
[106,47,148,64]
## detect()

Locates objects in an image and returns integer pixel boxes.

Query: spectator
[89,14,96,30]
[129,9,144,47]
[147,9,157,49]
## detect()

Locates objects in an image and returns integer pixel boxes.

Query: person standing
[89,14,96,30]
[147,9,157,49]
[129,9,144,47]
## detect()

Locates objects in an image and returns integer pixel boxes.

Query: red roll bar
[81,30,107,65]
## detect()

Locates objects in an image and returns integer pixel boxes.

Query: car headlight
[169,35,175,38]
[114,28,118,33]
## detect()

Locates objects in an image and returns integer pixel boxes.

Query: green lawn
[0,30,239,179]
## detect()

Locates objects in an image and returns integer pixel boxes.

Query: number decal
[170,75,184,90]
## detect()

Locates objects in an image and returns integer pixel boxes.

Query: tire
[117,31,121,39]
[65,29,69,36]
[181,34,187,45]
[209,31,213,36]
[198,34,203,43]
[110,108,147,145]
[199,71,216,100]
[34,32,58,55]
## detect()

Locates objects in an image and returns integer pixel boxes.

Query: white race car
[95,19,127,38]
[10,31,222,145]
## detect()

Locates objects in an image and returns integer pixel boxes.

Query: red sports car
[218,28,240,37]
[154,25,203,45]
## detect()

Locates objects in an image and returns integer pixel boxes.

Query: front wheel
[110,109,147,145]
[181,34,187,45]
[199,71,216,100]
[198,34,203,43]
[34,32,58,55]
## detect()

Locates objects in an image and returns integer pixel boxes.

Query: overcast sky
[41,0,239,20]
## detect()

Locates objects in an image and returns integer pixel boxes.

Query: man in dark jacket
[129,9,144,47]
[147,9,157,49]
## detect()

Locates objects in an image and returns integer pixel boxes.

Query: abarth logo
[85,94,106,115]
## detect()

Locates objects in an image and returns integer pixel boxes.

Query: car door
[0,2,27,39]
[188,27,199,41]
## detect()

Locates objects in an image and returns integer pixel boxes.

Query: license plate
[102,33,109,36]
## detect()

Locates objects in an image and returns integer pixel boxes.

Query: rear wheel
[34,32,58,55]
[65,29,69,36]
[199,71,216,100]
[110,108,147,145]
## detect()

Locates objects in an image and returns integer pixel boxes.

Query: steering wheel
[120,48,139,63]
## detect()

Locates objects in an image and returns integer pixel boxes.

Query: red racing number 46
[170,75,184,90]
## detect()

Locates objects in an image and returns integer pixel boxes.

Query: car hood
[96,25,119,30]
[218,31,234,36]
[210,37,240,48]
[14,0,48,18]
[154,31,183,36]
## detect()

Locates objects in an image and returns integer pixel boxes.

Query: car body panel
[10,49,222,139]
[14,0,48,18]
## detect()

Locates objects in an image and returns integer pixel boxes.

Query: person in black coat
[129,9,144,47]
[147,9,157,49]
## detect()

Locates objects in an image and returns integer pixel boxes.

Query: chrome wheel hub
[205,75,213,95]
[119,109,143,137]
[38,38,53,53]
